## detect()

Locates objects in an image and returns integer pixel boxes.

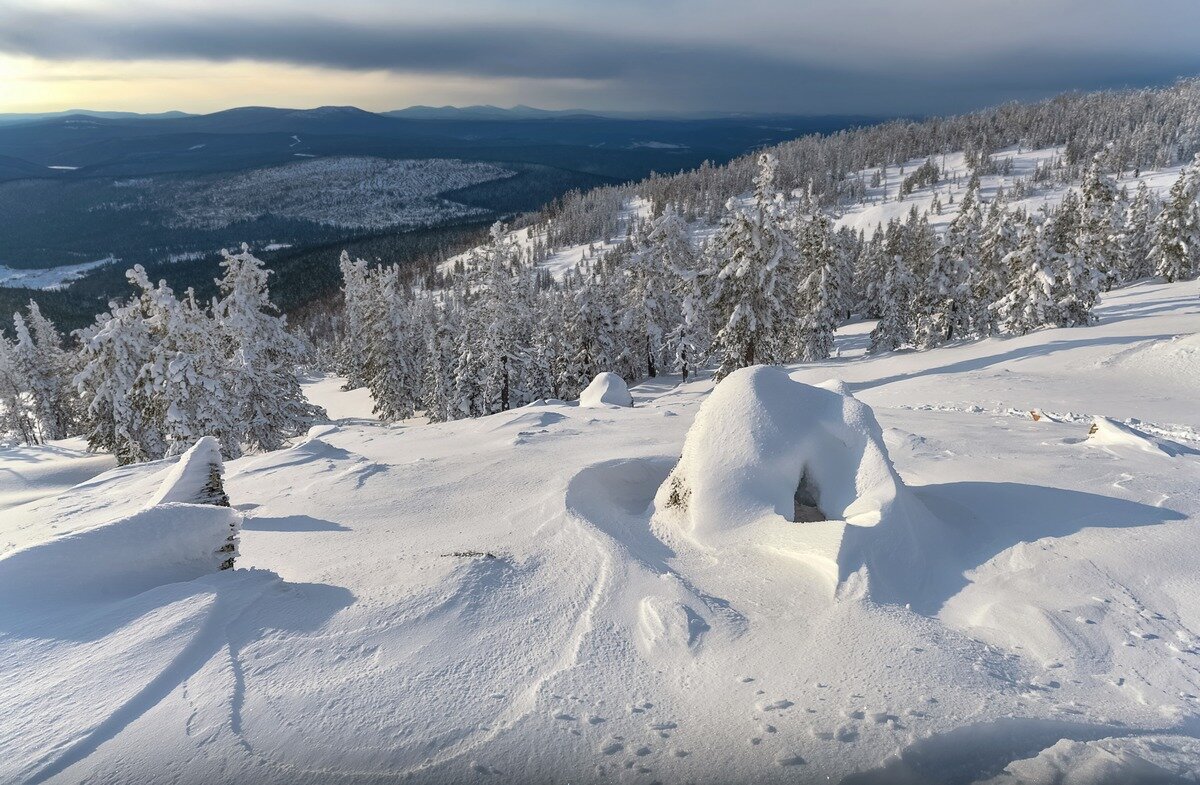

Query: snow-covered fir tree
[0,328,38,445]
[1149,157,1200,282]
[992,218,1058,335]
[1120,181,1158,281]
[705,153,799,378]
[215,246,324,451]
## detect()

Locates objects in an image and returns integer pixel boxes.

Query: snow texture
[1,276,1198,784]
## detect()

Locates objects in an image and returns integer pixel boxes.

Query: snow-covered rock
[579,372,633,408]
[653,365,941,599]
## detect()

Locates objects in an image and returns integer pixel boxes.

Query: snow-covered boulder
[579,372,633,408]
[653,366,941,600]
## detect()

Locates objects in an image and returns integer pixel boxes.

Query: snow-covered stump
[653,366,943,601]
[579,372,634,408]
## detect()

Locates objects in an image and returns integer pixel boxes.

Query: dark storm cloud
[2,5,1200,113]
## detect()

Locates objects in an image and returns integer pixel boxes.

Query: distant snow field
[0,255,116,289]
[2,275,1198,783]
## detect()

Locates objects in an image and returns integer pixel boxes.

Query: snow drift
[579,372,633,408]
[0,438,239,608]
[654,365,942,600]
[0,503,241,607]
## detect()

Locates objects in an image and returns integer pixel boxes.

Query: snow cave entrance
[792,467,827,523]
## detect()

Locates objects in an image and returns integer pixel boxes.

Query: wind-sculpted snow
[0,503,240,607]
[1,279,1199,783]
[654,366,944,601]
[579,371,634,408]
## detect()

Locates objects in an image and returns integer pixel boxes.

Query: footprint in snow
[835,725,859,742]
[775,753,806,766]
[757,699,794,711]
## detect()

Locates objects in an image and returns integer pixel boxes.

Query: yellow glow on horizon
[0,55,607,114]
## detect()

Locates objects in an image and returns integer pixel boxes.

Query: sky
[2,0,1200,116]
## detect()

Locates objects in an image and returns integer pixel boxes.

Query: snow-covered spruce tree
[215,246,324,452]
[992,218,1057,335]
[475,223,531,413]
[451,307,485,419]
[14,302,78,441]
[868,244,918,353]
[920,175,978,346]
[971,198,1019,336]
[159,288,242,458]
[624,207,688,378]
[1078,156,1123,290]
[419,303,458,423]
[0,329,38,445]
[363,265,420,423]
[792,211,840,361]
[705,153,799,379]
[75,267,169,464]
[1045,192,1099,327]
[336,251,373,389]
[1149,158,1200,282]
[1120,181,1158,281]
[854,231,889,319]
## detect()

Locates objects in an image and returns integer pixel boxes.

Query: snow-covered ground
[2,276,1198,783]
[833,146,1184,238]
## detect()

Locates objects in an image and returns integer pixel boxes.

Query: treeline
[327,152,1200,424]
[0,248,323,461]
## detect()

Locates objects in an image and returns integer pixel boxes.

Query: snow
[0,503,238,608]
[1,277,1199,782]
[299,373,378,422]
[439,198,653,282]
[0,256,116,290]
[832,146,1184,239]
[578,371,633,408]
[0,437,115,519]
[147,436,226,506]
[653,367,944,598]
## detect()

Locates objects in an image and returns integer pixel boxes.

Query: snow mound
[0,503,241,607]
[1085,417,1194,457]
[579,372,633,408]
[148,436,230,507]
[653,365,941,599]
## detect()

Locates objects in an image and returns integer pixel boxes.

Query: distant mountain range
[0,104,888,126]
[0,109,194,126]
[0,105,885,185]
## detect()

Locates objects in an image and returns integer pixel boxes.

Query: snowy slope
[832,146,1184,238]
[456,147,1186,289]
[2,276,1198,783]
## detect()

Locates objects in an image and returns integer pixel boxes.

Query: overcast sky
[2,0,1199,115]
